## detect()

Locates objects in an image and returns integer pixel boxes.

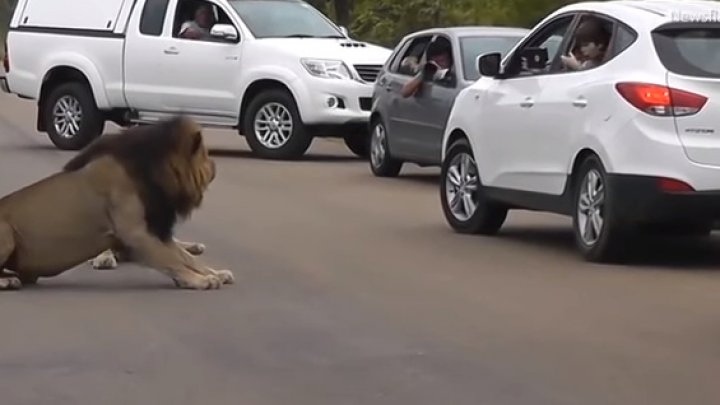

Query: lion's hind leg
[0,222,21,290]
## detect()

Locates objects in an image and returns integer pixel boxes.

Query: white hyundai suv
[439,0,720,262]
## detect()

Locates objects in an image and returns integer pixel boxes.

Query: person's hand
[422,62,439,81]
[561,53,580,70]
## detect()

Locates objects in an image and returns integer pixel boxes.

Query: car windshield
[460,35,525,80]
[652,26,720,78]
[229,0,344,39]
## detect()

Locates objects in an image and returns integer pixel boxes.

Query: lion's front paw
[91,251,118,270]
[0,277,22,290]
[184,243,205,256]
[215,269,234,285]
[174,274,223,290]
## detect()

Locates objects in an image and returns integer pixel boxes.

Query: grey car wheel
[369,119,402,177]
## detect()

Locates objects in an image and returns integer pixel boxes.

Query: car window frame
[499,12,581,80]
[389,33,434,76]
[171,0,242,44]
[552,11,638,74]
[426,32,459,89]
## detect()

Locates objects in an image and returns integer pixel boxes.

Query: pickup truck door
[161,0,242,117]
[123,0,176,112]
[124,0,242,118]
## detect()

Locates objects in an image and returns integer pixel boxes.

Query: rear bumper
[608,174,720,223]
[0,76,9,93]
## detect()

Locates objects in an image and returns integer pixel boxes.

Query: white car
[439,0,720,262]
[1,0,391,159]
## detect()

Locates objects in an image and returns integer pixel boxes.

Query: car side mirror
[210,24,239,41]
[339,26,349,37]
[478,52,501,77]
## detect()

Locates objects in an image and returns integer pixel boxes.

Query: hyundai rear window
[652,25,720,78]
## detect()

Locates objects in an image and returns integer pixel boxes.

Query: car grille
[354,64,382,83]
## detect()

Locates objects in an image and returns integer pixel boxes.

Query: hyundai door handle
[163,47,179,55]
[572,97,587,108]
[520,97,534,108]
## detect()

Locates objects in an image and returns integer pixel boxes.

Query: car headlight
[301,59,353,80]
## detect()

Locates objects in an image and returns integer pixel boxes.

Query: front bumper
[293,76,374,125]
[607,174,720,223]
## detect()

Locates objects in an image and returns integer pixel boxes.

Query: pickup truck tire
[43,82,104,150]
[243,89,312,160]
[344,132,369,157]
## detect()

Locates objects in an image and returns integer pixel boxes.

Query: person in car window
[401,41,453,98]
[180,4,215,40]
[561,19,611,70]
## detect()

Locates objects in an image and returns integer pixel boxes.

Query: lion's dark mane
[63,119,186,242]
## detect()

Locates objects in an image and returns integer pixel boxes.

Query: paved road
[1,92,720,405]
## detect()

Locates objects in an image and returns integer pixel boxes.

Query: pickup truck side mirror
[210,24,239,42]
[477,52,501,77]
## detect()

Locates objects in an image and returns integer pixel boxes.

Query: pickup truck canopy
[17,0,131,32]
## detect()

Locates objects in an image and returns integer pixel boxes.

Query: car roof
[555,0,720,29]
[404,26,530,40]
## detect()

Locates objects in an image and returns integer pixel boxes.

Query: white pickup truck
[1,0,391,159]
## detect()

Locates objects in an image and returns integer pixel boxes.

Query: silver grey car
[368,26,528,177]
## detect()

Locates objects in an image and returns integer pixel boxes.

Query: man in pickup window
[179,4,215,40]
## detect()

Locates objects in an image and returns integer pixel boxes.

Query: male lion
[0,116,233,290]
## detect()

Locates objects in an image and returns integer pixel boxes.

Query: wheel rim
[370,123,386,167]
[52,95,83,139]
[577,169,605,245]
[254,102,293,149]
[445,152,479,221]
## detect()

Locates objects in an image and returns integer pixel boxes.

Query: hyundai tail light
[615,82,707,116]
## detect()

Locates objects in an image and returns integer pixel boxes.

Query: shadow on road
[399,173,440,185]
[209,148,359,162]
[499,226,720,269]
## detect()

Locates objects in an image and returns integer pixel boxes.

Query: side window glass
[507,15,575,76]
[424,36,456,87]
[610,24,637,57]
[393,36,432,76]
[140,0,170,36]
[173,0,237,42]
[558,15,614,72]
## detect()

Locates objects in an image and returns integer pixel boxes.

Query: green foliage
[0,0,579,53]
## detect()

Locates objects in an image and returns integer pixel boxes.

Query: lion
[0,116,233,290]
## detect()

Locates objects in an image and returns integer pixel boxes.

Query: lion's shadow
[208,148,359,162]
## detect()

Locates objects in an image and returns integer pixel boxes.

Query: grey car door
[383,34,434,160]
[405,78,463,164]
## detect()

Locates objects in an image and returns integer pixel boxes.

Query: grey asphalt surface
[1,92,720,405]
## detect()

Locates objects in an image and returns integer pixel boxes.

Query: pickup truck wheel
[243,89,312,159]
[344,131,369,157]
[43,82,104,150]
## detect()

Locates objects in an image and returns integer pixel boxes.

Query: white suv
[439,0,720,262]
[1,0,391,159]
